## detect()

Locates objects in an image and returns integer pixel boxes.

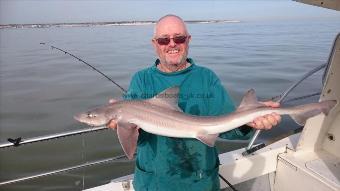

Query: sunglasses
[154,35,188,45]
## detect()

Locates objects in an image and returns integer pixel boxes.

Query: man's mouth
[167,49,179,54]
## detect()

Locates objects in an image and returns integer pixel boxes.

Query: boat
[83,1,340,190]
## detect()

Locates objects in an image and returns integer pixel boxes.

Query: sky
[0,0,339,24]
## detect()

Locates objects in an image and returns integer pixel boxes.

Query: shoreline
[0,20,240,29]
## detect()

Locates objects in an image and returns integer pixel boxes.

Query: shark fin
[237,89,265,112]
[290,113,308,126]
[318,100,337,115]
[116,121,139,160]
[290,100,337,126]
[147,86,182,112]
[290,109,322,126]
[196,131,219,147]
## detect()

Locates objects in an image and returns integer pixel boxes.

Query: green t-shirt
[124,58,253,191]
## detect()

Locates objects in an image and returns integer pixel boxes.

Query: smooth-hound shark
[74,87,336,159]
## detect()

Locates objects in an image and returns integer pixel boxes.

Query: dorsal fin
[147,86,183,112]
[237,89,265,112]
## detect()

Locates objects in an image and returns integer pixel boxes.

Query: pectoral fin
[196,132,219,147]
[116,121,139,160]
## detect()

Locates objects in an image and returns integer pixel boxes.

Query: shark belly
[129,117,199,139]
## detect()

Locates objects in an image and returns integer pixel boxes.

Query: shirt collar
[153,58,195,75]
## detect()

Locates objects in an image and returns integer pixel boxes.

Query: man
[108,14,280,191]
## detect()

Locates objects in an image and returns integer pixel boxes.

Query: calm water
[1,18,340,190]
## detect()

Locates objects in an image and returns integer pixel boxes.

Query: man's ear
[151,38,157,49]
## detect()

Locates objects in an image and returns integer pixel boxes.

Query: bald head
[151,14,191,72]
[153,15,189,38]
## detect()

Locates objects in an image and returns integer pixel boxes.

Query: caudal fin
[290,100,337,126]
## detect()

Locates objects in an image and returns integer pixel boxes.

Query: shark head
[74,104,118,126]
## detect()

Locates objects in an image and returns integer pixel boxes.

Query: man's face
[152,17,191,67]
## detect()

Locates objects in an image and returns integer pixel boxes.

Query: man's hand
[247,101,281,130]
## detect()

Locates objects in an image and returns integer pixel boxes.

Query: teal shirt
[124,58,253,191]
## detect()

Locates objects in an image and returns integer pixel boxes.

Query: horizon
[1,0,339,25]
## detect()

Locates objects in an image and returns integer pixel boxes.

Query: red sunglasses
[154,35,188,45]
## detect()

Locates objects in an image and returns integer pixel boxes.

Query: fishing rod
[39,42,127,93]
[0,43,326,151]
[0,44,132,186]
[243,62,327,156]
[0,44,328,188]
[1,43,127,149]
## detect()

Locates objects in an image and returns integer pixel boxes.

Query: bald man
[108,14,280,191]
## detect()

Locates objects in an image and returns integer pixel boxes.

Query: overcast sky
[1,0,339,24]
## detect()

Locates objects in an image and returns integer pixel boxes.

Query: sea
[0,1,340,190]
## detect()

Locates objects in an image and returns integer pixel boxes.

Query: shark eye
[87,113,97,118]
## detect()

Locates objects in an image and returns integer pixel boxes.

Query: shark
[74,87,336,159]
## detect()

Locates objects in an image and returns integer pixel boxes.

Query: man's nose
[168,38,176,47]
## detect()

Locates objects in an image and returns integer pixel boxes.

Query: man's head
[152,15,191,70]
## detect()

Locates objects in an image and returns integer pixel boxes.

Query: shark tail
[290,100,336,126]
